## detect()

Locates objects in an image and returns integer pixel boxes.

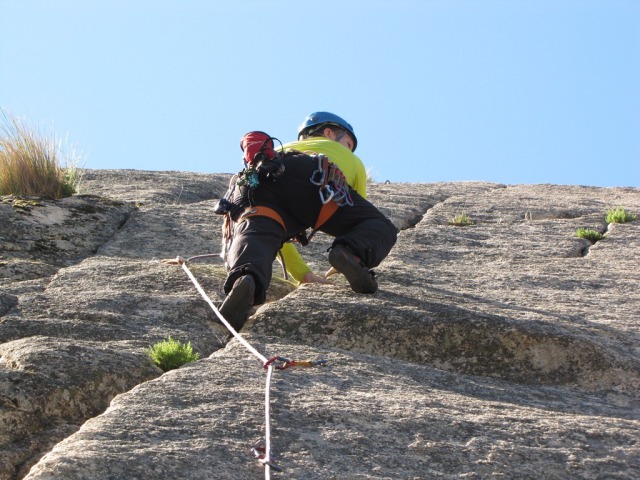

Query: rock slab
[0,170,638,479]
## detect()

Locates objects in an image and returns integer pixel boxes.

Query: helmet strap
[334,130,346,143]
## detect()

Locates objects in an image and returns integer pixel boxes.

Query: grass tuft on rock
[146,337,200,372]
[449,212,474,226]
[0,110,82,199]
[605,207,636,224]
[576,228,604,243]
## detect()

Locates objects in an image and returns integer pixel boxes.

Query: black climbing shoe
[328,245,378,294]
[219,275,255,331]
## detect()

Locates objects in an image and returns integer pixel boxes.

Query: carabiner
[319,185,335,204]
[309,155,326,186]
[264,356,290,370]
[252,440,283,472]
[309,167,325,186]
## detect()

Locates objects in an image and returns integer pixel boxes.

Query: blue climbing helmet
[297,111,358,152]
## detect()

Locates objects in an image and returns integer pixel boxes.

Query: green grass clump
[605,207,636,224]
[0,110,82,199]
[576,228,604,242]
[146,337,200,372]
[449,212,474,226]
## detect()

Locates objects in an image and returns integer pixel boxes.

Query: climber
[277,112,371,285]
[217,112,397,331]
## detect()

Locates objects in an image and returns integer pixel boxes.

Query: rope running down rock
[176,255,326,477]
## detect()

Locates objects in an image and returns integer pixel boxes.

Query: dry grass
[0,111,82,199]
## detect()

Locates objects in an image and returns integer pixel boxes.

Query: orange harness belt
[239,206,286,231]
[239,202,338,235]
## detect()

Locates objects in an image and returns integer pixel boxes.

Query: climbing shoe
[219,275,255,331]
[328,244,378,294]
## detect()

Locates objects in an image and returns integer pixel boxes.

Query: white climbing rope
[178,257,275,478]
[179,258,267,363]
[263,363,275,480]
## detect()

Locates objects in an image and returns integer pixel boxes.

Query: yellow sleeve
[278,242,311,283]
[353,158,368,198]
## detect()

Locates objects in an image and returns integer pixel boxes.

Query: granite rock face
[0,170,638,479]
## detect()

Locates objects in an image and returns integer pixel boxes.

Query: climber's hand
[300,272,334,285]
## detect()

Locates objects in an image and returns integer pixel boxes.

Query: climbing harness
[175,256,327,478]
[239,206,286,232]
[236,206,290,280]
[215,201,291,279]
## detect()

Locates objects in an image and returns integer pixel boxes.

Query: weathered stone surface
[25,338,640,480]
[1,171,638,479]
[78,169,231,206]
[0,194,134,281]
[253,185,640,393]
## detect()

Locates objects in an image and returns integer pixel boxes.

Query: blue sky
[1,0,638,187]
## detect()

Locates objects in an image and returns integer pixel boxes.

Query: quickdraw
[263,356,328,371]
[252,440,283,473]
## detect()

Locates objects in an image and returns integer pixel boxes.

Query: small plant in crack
[605,207,636,224]
[576,228,604,243]
[146,336,200,372]
[449,212,474,226]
